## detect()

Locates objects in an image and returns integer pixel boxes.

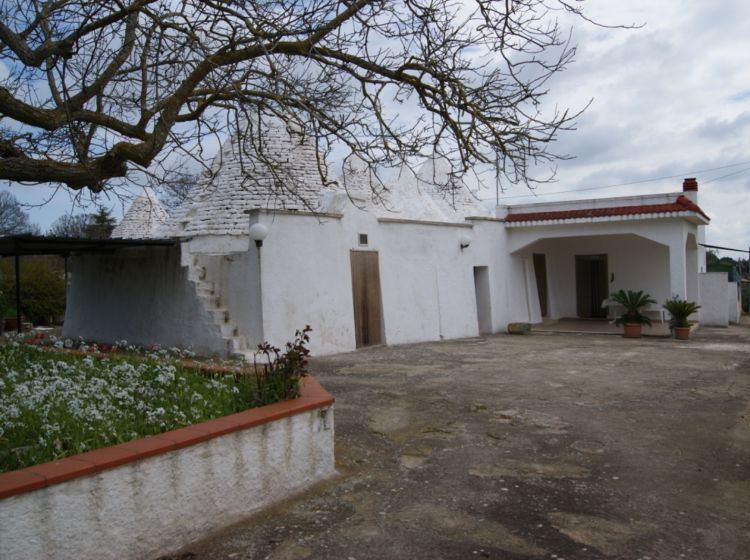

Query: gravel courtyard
[171,323,750,560]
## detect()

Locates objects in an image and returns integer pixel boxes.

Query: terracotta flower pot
[673,326,690,340]
[622,324,642,338]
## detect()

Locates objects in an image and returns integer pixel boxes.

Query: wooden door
[350,251,383,347]
[575,254,608,318]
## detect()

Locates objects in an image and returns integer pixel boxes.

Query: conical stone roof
[112,189,169,239]
[323,153,491,222]
[166,115,331,237]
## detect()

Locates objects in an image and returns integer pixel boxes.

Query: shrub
[610,289,656,326]
[0,257,66,324]
[253,325,311,405]
[663,299,700,329]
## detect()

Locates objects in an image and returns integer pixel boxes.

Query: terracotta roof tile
[505,195,710,223]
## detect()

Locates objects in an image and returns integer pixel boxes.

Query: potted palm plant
[610,289,656,338]
[663,298,701,340]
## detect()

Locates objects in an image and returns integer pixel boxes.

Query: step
[228,336,248,354]
[194,287,214,299]
[209,308,230,324]
[198,293,221,308]
[231,349,256,363]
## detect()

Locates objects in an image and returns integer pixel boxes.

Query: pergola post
[14,253,21,334]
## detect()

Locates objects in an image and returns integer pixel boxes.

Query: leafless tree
[47,206,116,237]
[47,213,90,237]
[0,190,37,234]
[0,0,622,200]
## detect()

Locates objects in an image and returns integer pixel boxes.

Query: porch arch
[511,233,670,321]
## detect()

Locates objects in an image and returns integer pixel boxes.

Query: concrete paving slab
[164,323,750,560]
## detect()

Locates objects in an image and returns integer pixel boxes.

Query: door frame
[350,250,384,347]
[575,254,608,319]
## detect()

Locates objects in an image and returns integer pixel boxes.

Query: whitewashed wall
[0,407,334,560]
[254,211,356,355]
[64,202,707,356]
[249,206,511,355]
[64,247,226,355]
[700,272,730,326]
[376,220,479,344]
[468,219,529,329]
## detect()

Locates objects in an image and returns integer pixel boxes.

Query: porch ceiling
[508,232,666,255]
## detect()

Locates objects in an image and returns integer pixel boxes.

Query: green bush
[0,257,66,325]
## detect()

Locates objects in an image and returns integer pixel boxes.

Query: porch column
[668,237,687,299]
[685,234,699,303]
[523,255,541,323]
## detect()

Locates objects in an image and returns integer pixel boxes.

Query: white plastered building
[63,119,718,357]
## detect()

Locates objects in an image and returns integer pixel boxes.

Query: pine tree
[83,207,116,239]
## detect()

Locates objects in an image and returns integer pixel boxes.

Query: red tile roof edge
[0,375,333,500]
[505,195,710,223]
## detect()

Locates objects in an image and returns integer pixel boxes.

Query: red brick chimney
[682,177,698,202]
[683,177,698,191]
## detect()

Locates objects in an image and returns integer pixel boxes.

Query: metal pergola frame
[0,235,177,333]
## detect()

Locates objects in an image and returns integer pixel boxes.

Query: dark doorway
[350,250,384,347]
[473,266,492,334]
[575,254,608,318]
[532,254,548,317]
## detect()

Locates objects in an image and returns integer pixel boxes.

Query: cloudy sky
[488,0,750,258]
[6,0,750,258]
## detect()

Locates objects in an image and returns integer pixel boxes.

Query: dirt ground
[169,323,750,560]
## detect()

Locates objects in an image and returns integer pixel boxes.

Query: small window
[358,233,368,246]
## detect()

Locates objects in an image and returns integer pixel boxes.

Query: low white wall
[728,281,742,324]
[700,272,729,326]
[0,406,334,560]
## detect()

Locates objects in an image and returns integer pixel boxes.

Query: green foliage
[663,299,701,329]
[610,289,656,326]
[0,257,65,324]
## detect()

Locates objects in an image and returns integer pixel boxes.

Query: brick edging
[0,376,333,500]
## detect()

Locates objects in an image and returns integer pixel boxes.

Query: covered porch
[506,221,704,327]
[502,185,709,328]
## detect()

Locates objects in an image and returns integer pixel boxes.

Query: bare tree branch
[0,0,628,196]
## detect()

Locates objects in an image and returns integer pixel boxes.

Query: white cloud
[501,0,750,257]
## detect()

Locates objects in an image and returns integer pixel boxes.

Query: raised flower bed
[0,330,335,560]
